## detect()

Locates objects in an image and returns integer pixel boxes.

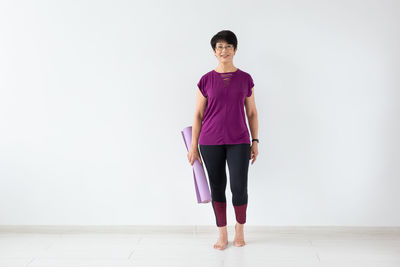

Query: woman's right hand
[187,146,202,165]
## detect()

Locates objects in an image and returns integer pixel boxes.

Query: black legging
[199,143,250,227]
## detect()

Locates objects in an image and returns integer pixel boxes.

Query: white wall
[0,0,399,226]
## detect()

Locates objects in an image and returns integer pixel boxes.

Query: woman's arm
[191,88,207,149]
[245,87,258,140]
[245,87,259,164]
[187,88,207,165]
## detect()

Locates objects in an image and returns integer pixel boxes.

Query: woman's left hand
[250,142,258,164]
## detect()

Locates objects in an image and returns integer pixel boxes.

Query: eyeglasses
[216,45,234,51]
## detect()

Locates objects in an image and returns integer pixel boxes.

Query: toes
[216,243,227,250]
[214,240,228,250]
[233,240,245,247]
[214,243,223,250]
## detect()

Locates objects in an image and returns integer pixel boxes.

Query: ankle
[218,227,227,236]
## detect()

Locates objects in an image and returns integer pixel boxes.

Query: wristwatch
[252,138,259,143]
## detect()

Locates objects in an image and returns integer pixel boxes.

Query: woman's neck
[215,63,237,73]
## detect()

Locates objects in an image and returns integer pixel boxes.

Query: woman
[187,30,259,250]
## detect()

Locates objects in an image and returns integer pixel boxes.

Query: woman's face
[213,41,236,63]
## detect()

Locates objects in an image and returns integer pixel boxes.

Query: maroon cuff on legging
[234,203,247,224]
[212,201,227,227]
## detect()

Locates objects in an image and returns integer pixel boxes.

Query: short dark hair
[210,30,238,52]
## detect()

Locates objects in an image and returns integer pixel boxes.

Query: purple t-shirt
[197,68,254,145]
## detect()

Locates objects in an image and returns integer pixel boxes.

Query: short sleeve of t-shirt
[197,75,207,98]
[247,74,255,97]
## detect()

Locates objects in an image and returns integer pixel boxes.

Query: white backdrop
[0,0,399,226]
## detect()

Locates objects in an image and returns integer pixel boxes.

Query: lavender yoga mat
[181,126,211,203]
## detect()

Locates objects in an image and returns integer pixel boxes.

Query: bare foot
[214,226,228,250]
[233,223,246,247]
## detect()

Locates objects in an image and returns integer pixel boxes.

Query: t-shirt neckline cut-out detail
[213,68,240,87]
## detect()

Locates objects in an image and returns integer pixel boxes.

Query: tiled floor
[0,226,399,267]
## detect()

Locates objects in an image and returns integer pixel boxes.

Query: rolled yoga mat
[181,126,211,203]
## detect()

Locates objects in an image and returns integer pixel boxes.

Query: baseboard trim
[0,225,399,235]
